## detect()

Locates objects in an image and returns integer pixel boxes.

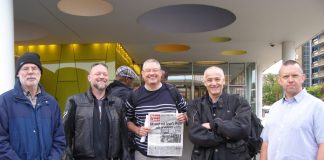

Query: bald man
[187,66,252,160]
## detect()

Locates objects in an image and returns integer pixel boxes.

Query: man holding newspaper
[126,58,187,159]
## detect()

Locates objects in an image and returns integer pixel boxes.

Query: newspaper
[147,112,183,156]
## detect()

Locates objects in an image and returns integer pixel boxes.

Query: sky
[262,60,282,75]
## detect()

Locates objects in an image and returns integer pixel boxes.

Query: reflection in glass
[160,62,255,105]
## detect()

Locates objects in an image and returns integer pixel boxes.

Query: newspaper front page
[147,112,183,156]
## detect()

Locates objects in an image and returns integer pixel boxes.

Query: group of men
[0,52,323,160]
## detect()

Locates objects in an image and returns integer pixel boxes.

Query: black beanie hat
[16,52,42,75]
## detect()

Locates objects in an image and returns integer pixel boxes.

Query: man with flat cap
[107,65,138,160]
[0,52,66,160]
[107,65,138,101]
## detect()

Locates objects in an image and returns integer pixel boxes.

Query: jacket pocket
[74,116,94,157]
[191,146,213,160]
[18,152,29,160]
[225,140,246,154]
[191,148,202,160]
[225,140,251,160]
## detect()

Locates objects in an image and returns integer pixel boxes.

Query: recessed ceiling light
[195,61,225,65]
[222,50,247,56]
[210,37,231,43]
[155,44,190,53]
[57,0,113,16]
[160,61,190,65]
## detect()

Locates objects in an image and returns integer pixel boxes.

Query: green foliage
[306,84,324,99]
[262,74,283,105]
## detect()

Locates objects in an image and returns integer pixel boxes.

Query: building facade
[296,31,324,87]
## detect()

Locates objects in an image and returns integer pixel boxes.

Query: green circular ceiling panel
[222,50,247,56]
[210,37,231,43]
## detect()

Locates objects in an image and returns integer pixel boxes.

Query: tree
[262,74,282,105]
[306,84,324,100]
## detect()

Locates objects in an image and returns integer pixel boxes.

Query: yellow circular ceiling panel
[222,50,247,56]
[154,44,190,53]
[160,61,190,65]
[195,60,226,65]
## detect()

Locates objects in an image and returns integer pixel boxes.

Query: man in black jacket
[187,66,251,160]
[63,63,129,160]
[107,65,138,101]
[107,66,138,160]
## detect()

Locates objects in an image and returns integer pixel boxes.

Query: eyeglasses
[142,68,160,73]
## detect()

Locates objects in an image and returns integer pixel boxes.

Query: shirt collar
[282,89,306,104]
[207,94,224,109]
[207,96,217,105]
[23,86,41,97]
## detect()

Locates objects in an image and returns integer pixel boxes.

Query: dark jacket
[107,80,132,101]
[63,89,129,160]
[187,93,251,160]
[0,80,66,160]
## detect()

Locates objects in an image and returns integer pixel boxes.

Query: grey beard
[93,84,106,91]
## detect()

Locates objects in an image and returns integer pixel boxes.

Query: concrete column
[256,64,263,117]
[0,0,15,94]
[282,41,296,61]
[191,62,195,100]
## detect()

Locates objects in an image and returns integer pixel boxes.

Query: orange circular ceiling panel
[155,44,190,53]
[222,50,247,56]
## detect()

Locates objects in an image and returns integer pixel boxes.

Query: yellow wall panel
[28,45,61,62]
[106,43,116,62]
[58,67,77,81]
[15,46,29,56]
[56,82,79,111]
[14,42,137,112]
[76,68,90,93]
[60,44,75,62]
[74,43,108,60]
[40,66,58,96]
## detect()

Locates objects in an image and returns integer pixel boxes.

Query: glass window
[229,63,245,85]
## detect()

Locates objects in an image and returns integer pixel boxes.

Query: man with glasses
[63,63,129,160]
[126,58,187,159]
[0,52,66,159]
[260,60,324,160]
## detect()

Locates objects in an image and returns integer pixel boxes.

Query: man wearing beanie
[0,52,66,159]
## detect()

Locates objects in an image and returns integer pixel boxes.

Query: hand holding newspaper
[140,115,149,142]
[147,112,184,156]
